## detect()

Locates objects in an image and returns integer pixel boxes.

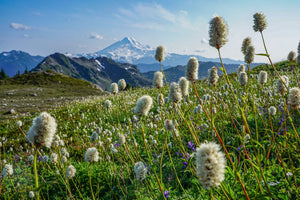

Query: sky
[0,0,299,63]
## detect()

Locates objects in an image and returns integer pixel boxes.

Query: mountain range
[32,53,151,90]
[0,50,44,77]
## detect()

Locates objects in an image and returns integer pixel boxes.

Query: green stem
[160,61,168,87]
[34,150,40,200]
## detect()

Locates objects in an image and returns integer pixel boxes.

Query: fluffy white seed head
[244,45,255,64]
[153,71,164,89]
[239,72,248,86]
[287,51,296,61]
[110,83,118,95]
[241,37,252,55]
[178,77,189,97]
[195,142,226,189]
[66,165,76,179]
[29,191,35,198]
[26,112,57,148]
[118,79,126,91]
[157,93,164,106]
[208,67,219,85]
[253,12,267,32]
[104,100,112,109]
[168,82,182,103]
[155,46,165,62]
[84,147,99,162]
[134,161,147,182]
[237,64,246,74]
[288,87,300,109]
[258,71,268,85]
[186,57,199,81]
[276,75,289,95]
[119,134,126,145]
[16,120,23,127]
[134,95,153,116]
[50,153,58,164]
[164,119,175,131]
[2,164,13,177]
[209,16,228,49]
[269,106,276,116]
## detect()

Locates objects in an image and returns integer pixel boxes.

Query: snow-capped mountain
[78,37,242,72]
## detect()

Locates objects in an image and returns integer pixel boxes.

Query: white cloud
[10,22,31,30]
[89,33,103,40]
[116,3,200,31]
[23,34,29,38]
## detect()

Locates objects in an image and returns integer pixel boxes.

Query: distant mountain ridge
[0,50,44,77]
[143,61,261,83]
[32,53,151,90]
[76,37,243,71]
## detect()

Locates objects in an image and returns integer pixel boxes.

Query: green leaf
[256,53,269,57]
[219,67,225,73]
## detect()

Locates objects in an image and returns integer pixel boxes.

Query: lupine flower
[26,112,57,148]
[164,191,170,199]
[195,142,226,189]
[253,12,267,32]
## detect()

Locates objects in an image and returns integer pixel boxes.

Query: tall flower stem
[191,81,250,200]
[160,61,168,87]
[89,165,95,200]
[34,150,40,200]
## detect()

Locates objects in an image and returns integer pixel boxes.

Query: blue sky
[0,0,299,62]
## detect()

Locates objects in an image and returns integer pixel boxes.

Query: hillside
[32,53,151,90]
[143,61,262,82]
[0,50,44,77]
[0,70,107,121]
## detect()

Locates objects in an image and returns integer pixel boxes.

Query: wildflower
[244,45,255,64]
[16,120,22,127]
[288,87,300,109]
[241,37,252,55]
[50,152,58,164]
[118,79,126,91]
[134,161,147,182]
[195,142,226,189]
[209,16,228,49]
[110,83,118,95]
[29,191,35,198]
[153,71,164,89]
[286,172,293,177]
[178,77,189,97]
[237,64,246,74]
[207,67,219,85]
[119,134,126,145]
[84,147,99,162]
[258,71,267,85]
[28,155,34,162]
[253,12,267,32]
[157,93,164,106]
[104,100,112,109]
[186,57,199,81]
[276,75,289,95]
[134,95,153,116]
[168,82,182,103]
[244,134,250,143]
[287,51,296,61]
[43,155,49,162]
[2,164,13,177]
[164,119,174,131]
[239,72,248,86]
[269,106,276,116]
[66,165,76,179]
[164,191,170,199]
[155,45,165,62]
[26,112,57,148]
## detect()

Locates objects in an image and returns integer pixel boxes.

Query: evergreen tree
[16,70,20,76]
[0,68,8,80]
[24,67,28,74]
